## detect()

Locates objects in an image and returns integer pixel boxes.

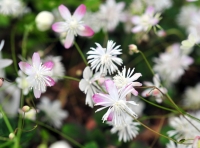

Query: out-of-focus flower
[37,97,68,128]
[143,0,172,12]
[52,4,94,49]
[153,44,193,85]
[79,66,101,108]
[0,0,21,15]
[129,96,145,117]
[49,140,72,148]
[142,74,167,103]
[0,40,13,69]
[16,70,30,95]
[166,141,192,148]
[187,0,198,2]
[180,33,198,55]
[183,83,200,110]
[193,136,200,148]
[35,11,54,31]
[131,6,161,33]
[98,0,125,32]
[93,80,138,126]
[87,40,123,75]
[43,56,65,82]
[19,108,37,121]
[18,52,55,98]
[113,66,142,96]
[110,116,140,142]
[129,44,139,55]
[167,112,200,140]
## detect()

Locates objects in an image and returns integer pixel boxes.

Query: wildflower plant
[1,0,200,148]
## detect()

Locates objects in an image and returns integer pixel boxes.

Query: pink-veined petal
[46,76,55,87]
[58,4,71,20]
[104,80,118,100]
[193,136,200,148]
[43,61,54,70]
[18,62,33,75]
[52,22,67,33]
[32,52,41,68]
[93,94,112,106]
[33,89,41,98]
[132,26,143,33]
[78,25,94,37]
[107,111,113,121]
[145,6,154,15]
[64,34,74,49]
[131,88,138,96]
[73,4,86,21]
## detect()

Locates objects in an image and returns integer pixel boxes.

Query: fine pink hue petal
[64,34,74,49]
[131,16,140,24]
[32,52,41,68]
[78,25,94,37]
[193,136,200,148]
[93,94,110,105]
[105,80,118,100]
[43,61,54,70]
[145,6,154,15]
[33,89,41,98]
[130,73,142,81]
[58,4,71,20]
[73,4,86,21]
[46,76,55,86]
[132,26,142,33]
[107,111,113,121]
[52,22,67,33]
[18,62,33,75]
[131,88,138,96]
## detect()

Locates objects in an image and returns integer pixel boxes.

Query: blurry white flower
[49,140,72,148]
[167,112,200,140]
[87,40,123,75]
[113,66,142,96]
[129,96,145,117]
[166,141,192,148]
[98,0,125,32]
[181,34,198,55]
[143,0,172,12]
[187,0,198,2]
[43,56,65,82]
[35,11,54,31]
[110,116,140,142]
[142,74,167,103]
[16,70,30,95]
[93,80,138,126]
[183,83,200,110]
[153,44,193,85]
[131,6,161,33]
[37,97,68,128]
[79,66,101,108]
[19,108,37,121]
[0,0,21,15]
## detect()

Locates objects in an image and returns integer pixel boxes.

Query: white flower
[166,141,192,148]
[79,66,101,108]
[142,74,167,103]
[43,56,65,82]
[35,11,54,31]
[153,44,193,85]
[113,66,142,96]
[167,112,200,140]
[143,0,172,12]
[98,0,125,31]
[110,116,140,142]
[16,70,30,95]
[49,140,72,148]
[18,52,55,98]
[87,40,123,75]
[131,6,161,33]
[183,83,200,110]
[19,108,37,121]
[93,80,138,126]
[37,97,68,128]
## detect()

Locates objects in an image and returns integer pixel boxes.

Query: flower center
[101,53,111,64]
[114,75,128,88]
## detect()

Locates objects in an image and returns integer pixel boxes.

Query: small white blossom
[37,97,68,128]
[49,141,72,148]
[143,0,172,12]
[16,70,30,95]
[87,40,123,75]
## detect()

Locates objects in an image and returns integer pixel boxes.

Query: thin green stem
[166,28,184,39]
[0,141,13,148]
[74,41,87,65]
[11,27,18,73]
[62,76,80,82]
[22,29,29,58]
[139,51,155,75]
[33,120,83,148]
[0,106,13,133]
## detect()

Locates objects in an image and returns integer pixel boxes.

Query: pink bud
[193,136,200,148]
[0,78,4,87]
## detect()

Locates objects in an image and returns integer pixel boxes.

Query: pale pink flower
[93,80,138,126]
[193,136,200,148]
[18,52,55,98]
[52,4,94,49]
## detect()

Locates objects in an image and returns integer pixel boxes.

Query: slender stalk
[22,29,29,58]
[0,141,13,148]
[74,41,87,65]
[11,27,18,73]
[0,106,13,133]
[139,50,155,75]
[33,120,84,148]
[61,76,80,82]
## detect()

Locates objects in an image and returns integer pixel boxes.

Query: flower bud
[98,77,105,85]
[0,78,4,87]
[35,11,54,31]
[9,133,15,139]
[129,44,139,55]
[22,105,30,112]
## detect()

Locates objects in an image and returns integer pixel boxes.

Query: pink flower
[93,80,138,126]
[52,4,94,49]
[18,52,55,98]
[193,136,200,148]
